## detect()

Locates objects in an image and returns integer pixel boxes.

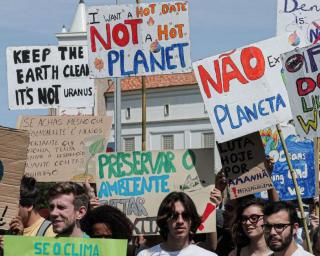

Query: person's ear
[26,205,34,213]
[76,206,87,220]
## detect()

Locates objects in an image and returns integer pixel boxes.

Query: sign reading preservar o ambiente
[96,148,216,235]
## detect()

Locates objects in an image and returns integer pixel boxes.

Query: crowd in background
[0,159,319,256]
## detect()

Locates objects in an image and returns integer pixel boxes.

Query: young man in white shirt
[263,201,313,256]
[137,192,218,256]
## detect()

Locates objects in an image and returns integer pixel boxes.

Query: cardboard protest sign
[193,34,296,142]
[259,124,316,200]
[281,43,320,139]
[0,126,29,230]
[217,132,273,199]
[7,45,94,110]
[4,236,127,256]
[277,0,320,47]
[17,115,112,182]
[96,149,216,234]
[87,1,192,78]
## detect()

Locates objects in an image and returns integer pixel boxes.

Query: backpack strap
[36,220,52,236]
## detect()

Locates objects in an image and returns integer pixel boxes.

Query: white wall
[106,85,214,151]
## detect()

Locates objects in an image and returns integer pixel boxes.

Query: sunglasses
[262,223,293,233]
[168,212,190,221]
[240,214,264,224]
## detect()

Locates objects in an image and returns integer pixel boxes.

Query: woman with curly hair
[81,204,135,255]
[229,197,272,256]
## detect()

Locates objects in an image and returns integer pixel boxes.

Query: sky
[0,0,277,128]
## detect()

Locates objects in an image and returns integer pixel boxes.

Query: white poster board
[281,43,320,138]
[7,46,94,110]
[277,0,320,47]
[193,34,296,142]
[87,1,192,78]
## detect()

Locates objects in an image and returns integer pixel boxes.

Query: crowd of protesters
[0,162,319,256]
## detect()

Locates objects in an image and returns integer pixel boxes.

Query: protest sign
[193,34,296,142]
[277,0,320,47]
[7,45,94,109]
[0,126,29,230]
[281,43,320,139]
[259,124,316,200]
[4,235,127,256]
[96,149,216,234]
[17,115,112,182]
[87,1,192,78]
[217,132,273,199]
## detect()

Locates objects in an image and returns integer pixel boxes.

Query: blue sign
[260,126,315,200]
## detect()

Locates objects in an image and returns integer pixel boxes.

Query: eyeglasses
[262,223,293,233]
[168,212,190,221]
[240,214,264,224]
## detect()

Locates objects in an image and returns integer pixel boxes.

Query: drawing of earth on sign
[0,160,3,182]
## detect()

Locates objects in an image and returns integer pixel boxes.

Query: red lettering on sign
[90,19,142,52]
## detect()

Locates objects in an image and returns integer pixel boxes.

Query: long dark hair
[156,192,201,241]
[231,197,266,249]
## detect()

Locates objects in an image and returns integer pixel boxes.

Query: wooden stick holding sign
[276,124,312,253]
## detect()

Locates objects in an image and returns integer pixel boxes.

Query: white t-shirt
[137,244,218,256]
[291,246,314,256]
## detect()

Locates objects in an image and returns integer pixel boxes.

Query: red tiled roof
[105,72,197,93]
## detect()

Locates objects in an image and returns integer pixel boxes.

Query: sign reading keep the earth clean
[7,46,94,110]
[87,1,192,78]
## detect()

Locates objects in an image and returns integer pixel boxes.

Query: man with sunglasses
[137,191,218,256]
[263,201,313,256]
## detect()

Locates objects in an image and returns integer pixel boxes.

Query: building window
[124,137,135,152]
[162,135,174,150]
[203,104,207,113]
[164,104,169,116]
[125,107,131,119]
[202,132,214,148]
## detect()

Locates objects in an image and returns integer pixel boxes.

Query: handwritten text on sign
[281,43,320,138]
[96,149,215,235]
[4,236,127,256]
[277,0,320,47]
[87,2,191,78]
[218,132,273,199]
[7,46,94,110]
[193,34,295,142]
[260,125,315,200]
[17,115,112,182]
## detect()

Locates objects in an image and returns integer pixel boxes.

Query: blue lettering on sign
[213,93,286,135]
[106,43,189,76]
[33,241,99,256]
[309,28,320,43]
[258,130,315,201]
[283,0,320,13]
[98,175,170,198]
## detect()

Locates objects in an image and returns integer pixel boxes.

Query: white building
[55,0,215,152]
[106,74,215,152]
